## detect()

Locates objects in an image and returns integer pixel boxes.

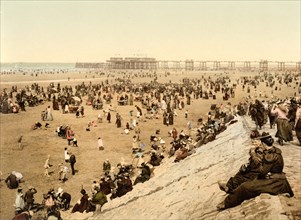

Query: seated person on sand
[99,176,113,195]
[134,162,151,185]
[88,186,108,212]
[55,187,71,211]
[217,135,268,194]
[116,173,133,198]
[5,171,23,189]
[174,145,190,163]
[149,150,164,166]
[72,189,90,213]
[32,122,42,130]
[217,132,294,210]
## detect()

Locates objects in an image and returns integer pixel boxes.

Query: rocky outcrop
[65,116,300,220]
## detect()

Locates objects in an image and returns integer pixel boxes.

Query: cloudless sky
[0,1,300,62]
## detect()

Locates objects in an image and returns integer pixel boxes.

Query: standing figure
[249,100,266,130]
[80,106,85,117]
[58,164,69,182]
[115,113,122,128]
[17,136,23,149]
[185,110,188,118]
[24,186,37,211]
[103,159,111,175]
[98,137,104,150]
[271,102,293,145]
[44,155,52,177]
[45,106,53,121]
[172,128,178,141]
[66,127,74,145]
[72,136,78,147]
[107,111,111,123]
[15,188,25,215]
[64,148,70,162]
[134,123,141,141]
[69,153,76,175]
[187,120,192,136]
[295,102,301,145]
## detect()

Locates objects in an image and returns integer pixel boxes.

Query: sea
[0,63,76,71]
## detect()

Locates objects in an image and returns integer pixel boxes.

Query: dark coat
[24,188,37,205]
[5,174,18,189]
[71,194,89,213]
[224,146,294,209]
[100,181,112,195]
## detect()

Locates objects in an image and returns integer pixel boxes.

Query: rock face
[66,116,300,220]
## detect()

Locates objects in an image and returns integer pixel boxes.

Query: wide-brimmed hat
[258,132,274,146]
[258,132,271,139]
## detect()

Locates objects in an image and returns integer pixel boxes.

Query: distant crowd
[1,70,300,219]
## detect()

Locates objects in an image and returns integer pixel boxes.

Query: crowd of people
[1,69,300,219]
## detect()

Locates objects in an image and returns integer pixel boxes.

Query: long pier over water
[76,58,301,71]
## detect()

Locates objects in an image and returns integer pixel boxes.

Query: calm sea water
[1,63,76,71]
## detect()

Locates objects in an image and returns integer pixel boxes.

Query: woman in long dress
[294,102,301,145]
[46,106,53,121]
[271,102,293,145]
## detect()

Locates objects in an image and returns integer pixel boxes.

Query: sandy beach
[0,69,300,220]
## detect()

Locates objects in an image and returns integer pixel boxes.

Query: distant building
[107,57,157,70]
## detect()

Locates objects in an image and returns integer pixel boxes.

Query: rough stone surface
[63,116,301,220]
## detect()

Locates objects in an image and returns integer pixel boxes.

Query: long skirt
[275,118,293,141]
[224,177,294,209]
[295,118,301,143]
[46,112,53,121]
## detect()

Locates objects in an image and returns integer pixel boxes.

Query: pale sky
[0,1,300,62]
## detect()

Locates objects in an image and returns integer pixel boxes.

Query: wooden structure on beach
[75,59,301,72]
[107,57,157,70]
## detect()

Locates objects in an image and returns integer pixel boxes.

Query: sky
[0,1,300,63]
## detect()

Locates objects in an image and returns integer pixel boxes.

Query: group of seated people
[216,131,294,210]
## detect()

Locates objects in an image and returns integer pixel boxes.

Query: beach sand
[0,70,299,219]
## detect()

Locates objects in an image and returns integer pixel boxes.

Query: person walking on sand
[58,163,69,182]
[72,135,78,147]
[14,187,25,215]
[98,137,104,150]
[107,111,111,123]
[64,148,70,163]
[66,127,74,145]
[44,155,52,177]
[45,106,53,121]
[24,186,37,211]
[17,135,23,149]
[69,153,76,175]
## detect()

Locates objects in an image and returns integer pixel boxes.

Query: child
[72,136,78,147]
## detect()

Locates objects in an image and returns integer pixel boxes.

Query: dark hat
[259,132,271,139]
[80,189,86,195]
[259,132,274,146]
